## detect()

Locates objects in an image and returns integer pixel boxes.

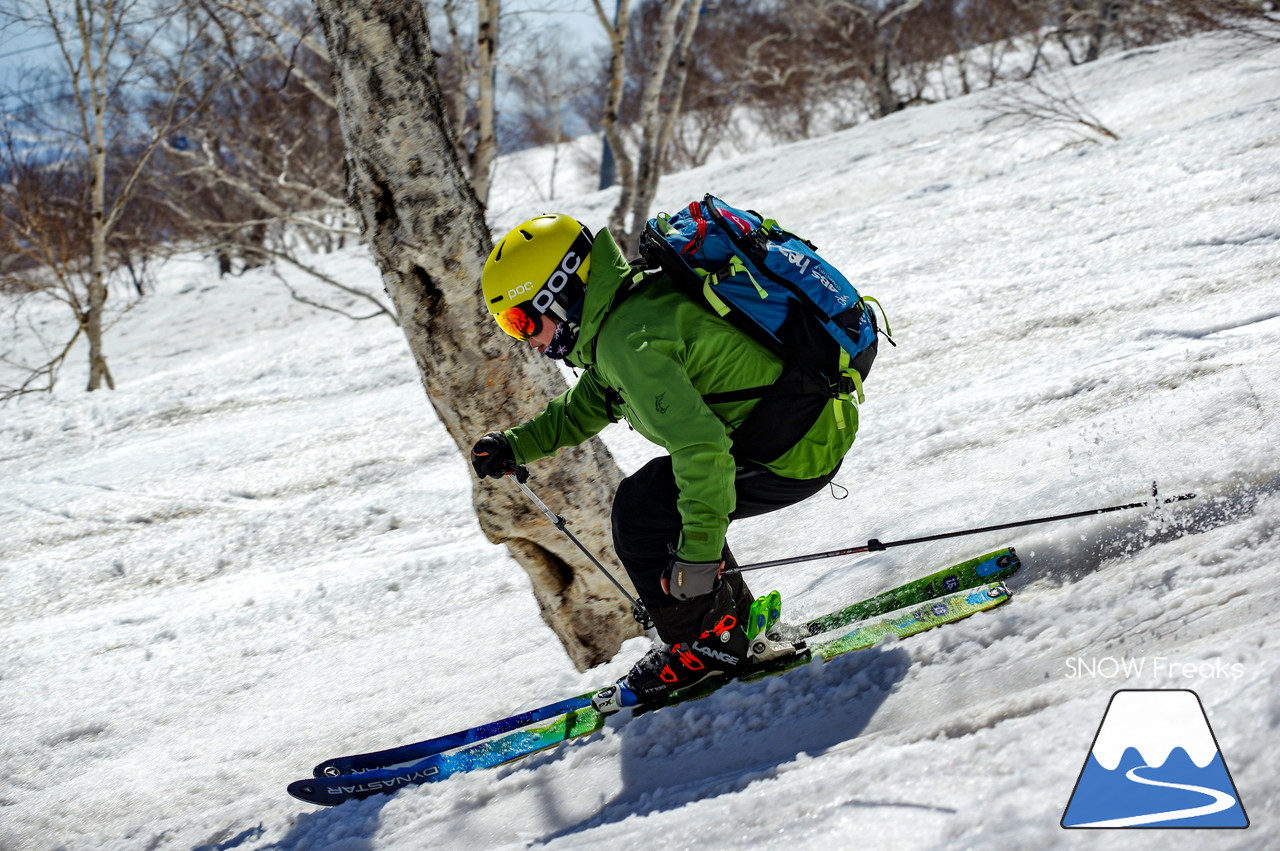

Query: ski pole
[727,485,1196,574]
[508,466,650,626]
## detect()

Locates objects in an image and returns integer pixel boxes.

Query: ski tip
[287,778,343,807]
[289,773,405,807]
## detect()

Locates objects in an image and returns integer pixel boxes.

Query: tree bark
[61,0,116,391]
[626,0,702,248]
[36,0,211,392]
[470,0,500,207]
[87,50,113,391]
[312,0,640,671]
[592,0,635,240]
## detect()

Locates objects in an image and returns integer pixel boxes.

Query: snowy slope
[2,31,1278,851]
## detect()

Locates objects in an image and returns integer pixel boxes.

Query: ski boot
[592,577,751,714]
[591,585,806,715]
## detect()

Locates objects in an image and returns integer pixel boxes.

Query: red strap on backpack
[681,201,707,258]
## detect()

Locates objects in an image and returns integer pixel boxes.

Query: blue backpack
[637,195,890,462]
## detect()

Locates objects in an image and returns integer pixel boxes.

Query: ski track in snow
[2,31,1278,851]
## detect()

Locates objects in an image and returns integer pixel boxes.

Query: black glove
[471,431,517,479]
[662,557,725,601]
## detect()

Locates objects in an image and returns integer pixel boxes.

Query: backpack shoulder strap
[608,265,657,312]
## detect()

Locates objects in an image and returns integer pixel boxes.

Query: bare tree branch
[988,69,1120,143]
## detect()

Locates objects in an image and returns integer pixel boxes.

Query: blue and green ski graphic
[288,549,1018,806]
[305,547,1018,781]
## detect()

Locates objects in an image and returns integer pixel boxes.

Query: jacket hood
[565,228,634,369]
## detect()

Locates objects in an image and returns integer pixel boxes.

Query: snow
[3,30,1279,851]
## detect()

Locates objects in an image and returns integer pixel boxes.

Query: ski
[308,693,598,779]
[801,546,1019,637]
[288,576,1014,806]
[633,577,1014,712]
[307,546,1018,780]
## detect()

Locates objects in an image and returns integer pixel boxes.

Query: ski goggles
[494,302,543,341]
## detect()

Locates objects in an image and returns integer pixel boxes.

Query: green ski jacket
[506,229,858,563]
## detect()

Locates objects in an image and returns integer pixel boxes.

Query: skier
[470,214,857,710]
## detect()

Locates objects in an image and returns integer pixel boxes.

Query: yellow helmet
[482,214,592,339]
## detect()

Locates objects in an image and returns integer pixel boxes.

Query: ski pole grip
[512,464,531,483]
[866,538,887,552]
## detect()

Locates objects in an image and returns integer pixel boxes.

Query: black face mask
[543,318,579,360]
[543,294,585,360]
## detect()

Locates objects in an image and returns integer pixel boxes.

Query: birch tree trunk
[595,0,702,252]
[592,0,634,240]
[312,0,640,671]
[55,0,116,391]
[627,0,702,246]
[470,0,500,207]
[42,0,208,391]
[87,41,113,392]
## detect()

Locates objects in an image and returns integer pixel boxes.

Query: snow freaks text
[1064,657,1245,680]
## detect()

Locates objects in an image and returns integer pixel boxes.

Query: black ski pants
[611,455,840,639]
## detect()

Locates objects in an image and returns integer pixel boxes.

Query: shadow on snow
[535,643,923,843]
